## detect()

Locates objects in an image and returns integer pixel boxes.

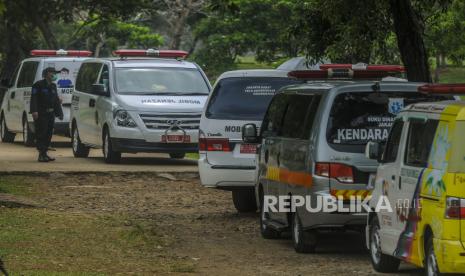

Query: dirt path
[0,137,197,173]
[0,173,423,275]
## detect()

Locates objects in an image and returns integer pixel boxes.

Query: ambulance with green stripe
[366,83,465,275]
[242,64,449,254]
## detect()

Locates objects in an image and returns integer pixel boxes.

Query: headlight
[114,110,137,128]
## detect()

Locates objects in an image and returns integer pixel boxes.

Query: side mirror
[91,84,108,96]
[242,123,259,143]
[1,78,11,88]
[365,141,381,161]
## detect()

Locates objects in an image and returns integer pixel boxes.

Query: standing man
[30,67,63,162]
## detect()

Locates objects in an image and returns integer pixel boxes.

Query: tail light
[445,197,465,219]
[315,162,354,184]
[198,138,231,152]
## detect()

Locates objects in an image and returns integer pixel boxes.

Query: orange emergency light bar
[113,49,189,59]
[418,83,465,94]
[30,49,93,57]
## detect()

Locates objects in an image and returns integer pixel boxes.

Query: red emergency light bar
[288,68,401,80]
[113,49,189,59]
[320,63,405,72]
[30,49,93,57]
[418,83,465,94]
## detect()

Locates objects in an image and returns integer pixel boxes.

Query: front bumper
[436,238,465,273]
[198,155,256,189]
[110,137,198,153]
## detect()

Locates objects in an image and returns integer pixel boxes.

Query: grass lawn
[0,177,196,275]
[437,66,465,83]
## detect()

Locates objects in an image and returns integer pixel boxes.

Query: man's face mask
[51,73,58,82]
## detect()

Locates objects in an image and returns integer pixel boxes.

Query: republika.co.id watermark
[263,195,396,213]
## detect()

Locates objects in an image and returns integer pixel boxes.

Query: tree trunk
[389,0,431,82]
[434,54,440,83]
[440,53,447,68]
[169,0,192,49]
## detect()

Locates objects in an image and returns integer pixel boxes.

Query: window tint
[405,120,439,167]
[281,94,320,139]
[75,63,102,94]
[98,65,110,92]
[17,61,39,88]
[382,120,404,163]
[261,94,289,138]
[327,92,450,153]
[302,95,322,139]
[115,67,209,95]
[206,77,302,120]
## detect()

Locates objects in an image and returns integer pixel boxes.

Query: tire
[22,115,35,147]
[0,114,15,143]
[232,189,257,213]
[425,235,442,276]
[369,217,400,273]
[259,190,280,239]
[102,128,121,164]
[169,153,185,159]
[291,211,317,253]
[71,125,90,158]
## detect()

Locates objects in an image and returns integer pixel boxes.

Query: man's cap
[42,67,59,77]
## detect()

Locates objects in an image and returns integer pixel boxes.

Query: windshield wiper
[179,92,209,96]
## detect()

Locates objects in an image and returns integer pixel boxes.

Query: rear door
[202,77,301,168]
[326,91,450,198]
[74,62,102,145]
[47,60,86,124]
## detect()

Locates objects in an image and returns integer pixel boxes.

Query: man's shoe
[38,154,49,162]
[46,155,55,162]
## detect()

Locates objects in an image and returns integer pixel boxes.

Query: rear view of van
[198,70,302,212]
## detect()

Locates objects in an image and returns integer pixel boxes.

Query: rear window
[46,60,85,94]
[205,77,302,120]
[326,92,449,153]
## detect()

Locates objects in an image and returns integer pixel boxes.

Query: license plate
[162,135,190,143]
[240,144,257,154]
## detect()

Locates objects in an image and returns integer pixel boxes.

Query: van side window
[302,95,322,140]
[382,120,404,163]
[405,120,439,167]
[76,63,102,94]
[17,61,39,88]
[261,94,288,138]
[281,95,315,139]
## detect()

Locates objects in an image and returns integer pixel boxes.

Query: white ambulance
[0,49,92,146]
[70,49,211,163]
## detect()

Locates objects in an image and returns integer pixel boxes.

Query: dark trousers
[34,113,54,154]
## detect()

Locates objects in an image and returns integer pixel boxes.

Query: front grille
[140,113,201,130]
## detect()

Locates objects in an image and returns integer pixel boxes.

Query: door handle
[89,99,95,107]
[10,92,15,99]
[277,152,281,166]
[398,176,402,190]
[264,150,269,163]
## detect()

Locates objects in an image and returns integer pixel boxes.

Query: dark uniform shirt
[30,79,63,118]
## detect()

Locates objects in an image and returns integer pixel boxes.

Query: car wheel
[102,129,121,164]
[259,190,280,239]
[0,114,15,143]
[232,189,257,213]
[169,153,185,159]
[369,217,400,272]
[72,126,90,158]
[291,211,316,253]
[22,115,35,147]
[425,235,442,276]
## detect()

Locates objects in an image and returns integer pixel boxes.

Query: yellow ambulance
[365,84,465,275]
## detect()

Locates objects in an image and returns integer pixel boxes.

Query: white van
[0,49,92,145]
[70,49,211,163]
[198,70,303,212]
